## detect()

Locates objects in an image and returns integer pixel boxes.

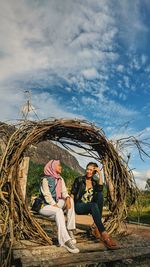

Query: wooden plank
[12,223,150,266]
[18,246,150,267]
[13,240,102,259]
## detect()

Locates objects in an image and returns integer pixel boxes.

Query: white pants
[39,198,76,246]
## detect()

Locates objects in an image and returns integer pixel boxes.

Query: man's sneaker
[68,230,76,244]
[64,240,79,253]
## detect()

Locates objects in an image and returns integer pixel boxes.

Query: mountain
[0,122,84,174]
[26,141,85,197]
[27,140,84,174]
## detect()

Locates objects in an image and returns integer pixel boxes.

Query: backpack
[31,197,44,213]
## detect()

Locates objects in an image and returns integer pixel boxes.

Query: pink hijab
[44,160,62,201]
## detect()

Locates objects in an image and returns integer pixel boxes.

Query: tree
[145,178,150,191]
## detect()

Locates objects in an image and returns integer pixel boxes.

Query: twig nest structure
[0,119,138,266]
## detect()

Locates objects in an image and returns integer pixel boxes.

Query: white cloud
[0,86,23,122]
[0,1,148,139]
[108,126,150,190]
[114,1,148,50]
[32,92,84,120]
[145,65,150,73]
[119,93,127,101]
[82,68,99,80]
[116,64,124,72]
[0,1,144,119]
[61,143,100,169]
[131,57,141,70]
[0,0,121,123]
[141,54,147,65]
[96,97,138,118]
[123,76,130,88]
[0,86,82,122]
[0,0,118,84]
[133,169,150,189]
[81,96,97,106]
[0,0,149,190]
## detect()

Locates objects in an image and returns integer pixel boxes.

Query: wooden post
[18,157,30,201]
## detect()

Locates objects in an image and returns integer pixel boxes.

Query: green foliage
[27,160,80,198]
[127,208,150,225]
[27,161,44,198]
[61,162,80,192]
[127,190,150,224]
[102,184,108,206]
[125,190,137,207]
[136,191,150,208]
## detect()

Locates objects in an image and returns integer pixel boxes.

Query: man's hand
[65,197,71,209]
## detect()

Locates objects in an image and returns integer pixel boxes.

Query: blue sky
[0,0,150,188]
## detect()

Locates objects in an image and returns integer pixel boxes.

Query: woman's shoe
[64,240,79,253]
[102,237,118,250]
[68,230,76,244]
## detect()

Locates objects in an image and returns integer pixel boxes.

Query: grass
[127,206,150,225]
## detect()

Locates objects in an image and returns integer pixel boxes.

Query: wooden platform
[12,216,150,267]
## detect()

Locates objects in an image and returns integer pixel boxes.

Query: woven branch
[0,118,144,266]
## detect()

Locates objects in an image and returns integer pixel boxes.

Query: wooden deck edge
[13,245,150,267]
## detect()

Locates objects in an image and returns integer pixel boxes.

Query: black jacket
[71,175,103,203]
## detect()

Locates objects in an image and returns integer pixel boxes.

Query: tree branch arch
[0,119,138,266]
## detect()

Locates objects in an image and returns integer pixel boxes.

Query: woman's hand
[65,197,71,209]
[94,167,101,174]
[53,204,59,208]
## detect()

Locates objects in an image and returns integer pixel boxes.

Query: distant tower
[21,90,40,120]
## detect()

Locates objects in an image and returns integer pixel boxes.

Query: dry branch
[0,118,143,266]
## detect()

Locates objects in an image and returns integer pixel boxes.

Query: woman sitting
[71,162,118,250]
[39,159,79,254]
